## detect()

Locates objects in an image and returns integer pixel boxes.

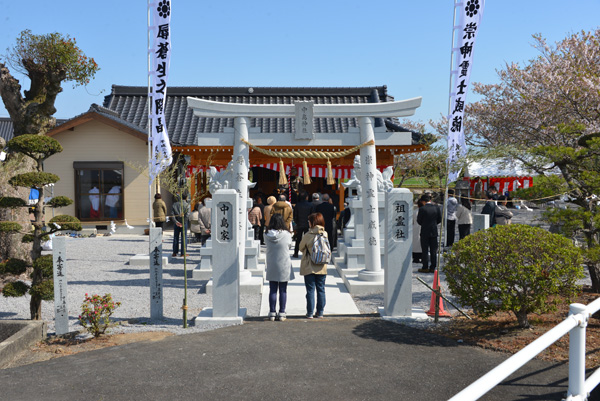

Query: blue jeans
[172,223,187,255]
[304,274,326,317]
[269,281,288,314]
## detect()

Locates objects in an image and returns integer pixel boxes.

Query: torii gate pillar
[357,117,383,281]
[233,117,252,282]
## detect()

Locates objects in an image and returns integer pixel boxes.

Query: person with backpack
[264,213,295,322]
[298,212,330,319]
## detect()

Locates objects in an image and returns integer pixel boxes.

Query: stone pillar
[149,227,163,319]
[212,189,240,317]
[383,189,413,317]
[473,214,489,233]
[233,117,251,282]
[358,116,383,282]
[52,236,69,335]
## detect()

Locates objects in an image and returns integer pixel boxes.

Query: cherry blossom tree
[467,29,600,290]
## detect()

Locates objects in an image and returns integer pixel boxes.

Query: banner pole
[147,0,154,231]
[437,0,459,273]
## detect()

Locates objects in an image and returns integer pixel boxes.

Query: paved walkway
[259,253,360,317]
[0,317,579,400]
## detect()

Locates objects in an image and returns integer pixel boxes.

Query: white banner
[149,1,173,179]
[447,0,485,182]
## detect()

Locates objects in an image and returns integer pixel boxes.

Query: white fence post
[567,303,588,400]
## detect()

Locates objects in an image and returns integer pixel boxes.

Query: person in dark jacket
[292,191,314,258]
[481,191,497,227]
[172,195,190,257]
[416,194,442,273]
[315,193,336,249]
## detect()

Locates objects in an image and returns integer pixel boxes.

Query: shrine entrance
[186,97,422,289]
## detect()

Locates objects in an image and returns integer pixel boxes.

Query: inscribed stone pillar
[212,189,240,317]
[384,189,413,316]
[358,116,383,281]
[149,227,163,319]
[233,117,251,282]
[52,236,69,335]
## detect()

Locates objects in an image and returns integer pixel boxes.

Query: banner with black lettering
[447,0,485,183]
[149,0,173,179]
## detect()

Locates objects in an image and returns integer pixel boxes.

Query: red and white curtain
[187,164,391,180]
[465,177,533,193]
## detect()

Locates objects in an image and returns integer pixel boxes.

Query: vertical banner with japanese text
[149,0,173,179]
[447,0,485,182]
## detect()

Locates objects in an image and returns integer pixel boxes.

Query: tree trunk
[29,266,43,320]
[515,308,530,328]
[588,262,600,293]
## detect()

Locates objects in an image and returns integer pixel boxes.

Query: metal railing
[448,298,600,401]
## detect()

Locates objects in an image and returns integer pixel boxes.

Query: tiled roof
[103,85,424,146]
[0,118,13,143]
[0,117,68,144]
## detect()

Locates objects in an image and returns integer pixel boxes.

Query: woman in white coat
[264,213,295,321]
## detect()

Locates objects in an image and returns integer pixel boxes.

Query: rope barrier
[240,138,374,159]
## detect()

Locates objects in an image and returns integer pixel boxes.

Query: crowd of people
[151,189,347,320]
[414,186,514,273]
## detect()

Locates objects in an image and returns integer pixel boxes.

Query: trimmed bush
[29,279,54,301]
[7,134,63,159]
[33,255,53,278]
[49,215,81,231]
[444,224,584,328]
[9,172,59,188]
[0,197,28,208]
[2,281,30,297]
[0,221,22,233]
[47,196,73,208]
[5,258,28,275]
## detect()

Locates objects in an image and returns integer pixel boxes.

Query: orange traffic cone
[426,269,452,317]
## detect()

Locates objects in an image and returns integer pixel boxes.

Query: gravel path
[0,233,261,336]
[1,207,590,336]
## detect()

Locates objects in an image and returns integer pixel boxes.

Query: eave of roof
[47,104,147,141]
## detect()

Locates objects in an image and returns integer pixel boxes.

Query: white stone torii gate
[187,97,421,283]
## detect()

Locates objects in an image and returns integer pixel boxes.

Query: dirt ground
[4,288,600,370]
[427,286,600,368]
[2,331,173,369]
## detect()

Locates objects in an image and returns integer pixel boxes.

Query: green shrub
[0,222,22,233]
[0,196,28,208]
[7,134,63,159]
[29,279,54,301]
[5,258,28,275]
[78,293,122,337]
[9,172,59,188]
[49,215,81,231]
[33,255,54,278]
[47,196,73,208]
[0,262,5,275]
[2,281,30,297]
[444,224,584,328]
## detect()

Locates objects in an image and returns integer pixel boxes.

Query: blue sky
[1,0,599,127]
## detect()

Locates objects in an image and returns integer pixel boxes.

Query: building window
[74,162,124,221]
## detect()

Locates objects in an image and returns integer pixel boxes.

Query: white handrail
[448,299,600,401]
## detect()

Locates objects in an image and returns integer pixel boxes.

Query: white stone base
[193,307,247,326]
[128,254,169,266]
[378,306,429,322]
[342,275,384,295]
[206,275,263,295]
